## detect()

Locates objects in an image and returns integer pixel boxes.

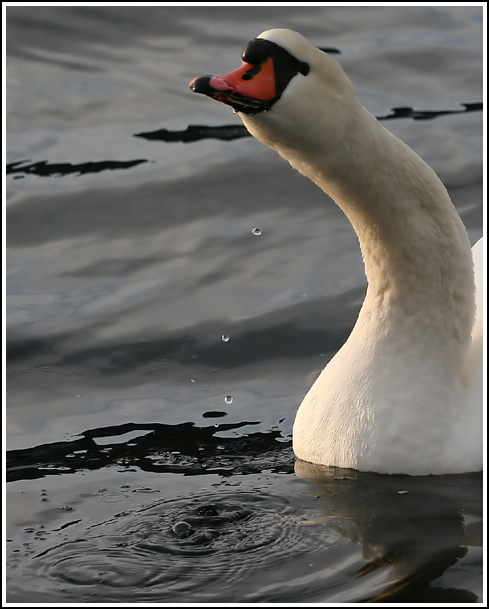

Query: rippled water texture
[10,488,341,603]
[6,462,483,603]
[6,5,484,603]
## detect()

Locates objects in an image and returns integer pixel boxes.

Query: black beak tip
[189,75,213,95]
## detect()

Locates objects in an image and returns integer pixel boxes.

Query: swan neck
[286,107,475,361]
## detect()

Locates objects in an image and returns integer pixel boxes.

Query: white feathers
[239,29,483,475]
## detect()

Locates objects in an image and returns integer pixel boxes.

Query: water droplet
[221,334,229,342]
[172,520,192,539]
[224,395,233,404]
[252,227,261,236]
[190,378,196,383]
[76,395,81,399]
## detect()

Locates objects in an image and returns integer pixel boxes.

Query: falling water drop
[221,334,229,342]
[252,227,262,236]
[224,395,233,404]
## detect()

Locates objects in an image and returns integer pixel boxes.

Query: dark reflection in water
[134,103,483,143]
[379,102,483,120]
[6,421,293,482]
[6,427,482,603]
[295,462,483,603]
[6,158,148,178]
[5,102,483,178]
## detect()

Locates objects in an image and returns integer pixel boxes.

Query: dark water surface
[5,5,484,604]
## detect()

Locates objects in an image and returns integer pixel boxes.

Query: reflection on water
[295,461,483,603]
[6,5,483,604]
[6,103,483,178]
[6,158,148,178]
[6,422,483,603]
[7,420,294,482]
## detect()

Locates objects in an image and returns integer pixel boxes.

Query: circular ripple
[9,489,339,602]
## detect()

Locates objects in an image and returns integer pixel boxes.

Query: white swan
[190,28,484,475]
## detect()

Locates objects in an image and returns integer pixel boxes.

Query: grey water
[5,5,484,604]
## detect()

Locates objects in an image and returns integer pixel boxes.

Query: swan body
[190,28,484,475]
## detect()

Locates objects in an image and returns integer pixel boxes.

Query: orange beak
[189,57,278,115]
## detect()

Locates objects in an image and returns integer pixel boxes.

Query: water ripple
[9,490,340,602]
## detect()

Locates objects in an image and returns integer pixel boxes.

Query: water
[5,5,484,603]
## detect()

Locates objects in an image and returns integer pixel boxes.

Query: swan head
[190,28,358,153]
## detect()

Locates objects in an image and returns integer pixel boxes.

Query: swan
[190,28,484,475]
